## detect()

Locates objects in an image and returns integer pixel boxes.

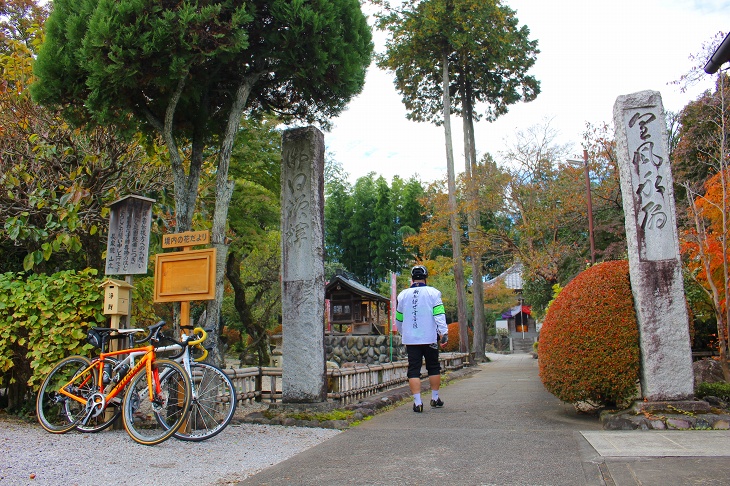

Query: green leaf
[22,253,34,271]
[42,243,53,260]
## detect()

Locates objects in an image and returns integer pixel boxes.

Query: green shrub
[484,343,498,353]
[538,260,640,407]
[0,269,105,410]
[696,382,730,402]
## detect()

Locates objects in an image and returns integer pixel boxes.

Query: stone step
[512,338,534,354]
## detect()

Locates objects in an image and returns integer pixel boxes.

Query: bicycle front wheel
[174,362,237,441]
[122,358,191,445]
[36,355,93,434]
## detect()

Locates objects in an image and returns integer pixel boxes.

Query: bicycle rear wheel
[174,362,237,441]
[122,358,191,445]
[36,355,93,433]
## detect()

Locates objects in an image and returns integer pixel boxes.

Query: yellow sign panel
[162,230,210,249]
[153,248,217,302]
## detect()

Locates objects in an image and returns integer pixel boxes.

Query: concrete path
[237,353,730,485]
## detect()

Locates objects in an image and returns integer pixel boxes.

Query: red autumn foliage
[221,327,241,346]
[681,169,730,338]
[442,322,472,352]
[538,260,640,406]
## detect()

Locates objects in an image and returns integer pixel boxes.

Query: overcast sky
[322,0,730,185]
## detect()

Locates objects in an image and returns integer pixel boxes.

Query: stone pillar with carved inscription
[614,90,696,404]
[280,127,327,403]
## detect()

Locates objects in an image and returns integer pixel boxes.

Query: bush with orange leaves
[538,260,640,407]
[442,322,473,352]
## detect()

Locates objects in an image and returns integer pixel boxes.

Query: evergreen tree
[324,171,426,288]
[324,160,352,266]
[376,0,539,357]
[32,0,373,364]
[371,176,398,282]
[342,174,378,286]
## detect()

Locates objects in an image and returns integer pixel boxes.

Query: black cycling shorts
[406,344,441,378]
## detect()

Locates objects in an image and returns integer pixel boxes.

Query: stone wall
[325,335,407,365]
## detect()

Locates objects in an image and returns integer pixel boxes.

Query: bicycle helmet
[411,265,428,280]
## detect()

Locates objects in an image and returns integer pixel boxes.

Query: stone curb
[601,408,730,430]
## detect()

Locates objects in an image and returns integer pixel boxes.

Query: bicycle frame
[57,327,204,422]
[58,345,158,409]
[154,329,208,397]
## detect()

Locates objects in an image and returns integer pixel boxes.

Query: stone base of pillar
[269,401,340,412]
[631,399,711,414]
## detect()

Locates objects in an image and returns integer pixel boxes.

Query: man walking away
[396,265,448,412]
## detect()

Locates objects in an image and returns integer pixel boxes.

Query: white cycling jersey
[395,283,448,345]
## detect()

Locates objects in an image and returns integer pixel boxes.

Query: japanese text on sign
[106,196,154,275]
[625,108,672,261]
[162,230,210,249]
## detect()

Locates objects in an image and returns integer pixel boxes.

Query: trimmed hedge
[442,322,472,352]
[538,260,640,407]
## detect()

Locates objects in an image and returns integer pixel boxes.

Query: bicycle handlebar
[187,327,207,347]
[152,323,209,361]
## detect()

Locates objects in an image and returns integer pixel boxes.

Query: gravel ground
[0,411,340,486]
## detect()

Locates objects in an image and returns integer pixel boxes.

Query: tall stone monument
[280,126,327,403]
[613,90,695,403]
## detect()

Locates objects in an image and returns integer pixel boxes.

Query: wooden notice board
[161,230,210,249]
[153,248,217,303]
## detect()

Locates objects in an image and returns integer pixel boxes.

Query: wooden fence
[224,352,469,407]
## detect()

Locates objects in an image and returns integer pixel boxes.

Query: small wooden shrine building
[325,272,390,335]
[487,262,538,353]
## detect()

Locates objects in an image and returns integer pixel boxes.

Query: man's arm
[433,293,448,338]
[395,291,404,329]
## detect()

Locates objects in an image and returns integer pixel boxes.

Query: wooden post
[154,230,217,434]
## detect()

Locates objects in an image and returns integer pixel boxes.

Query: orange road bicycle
[79,324,237,441]
[36,322,192,446]
[94,323,238,441]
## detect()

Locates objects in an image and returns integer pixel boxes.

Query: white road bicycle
[156,324,238,441]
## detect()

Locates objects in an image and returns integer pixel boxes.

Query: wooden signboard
[105,195,155,275]
[162,230,210,249]
[153,248,217,303]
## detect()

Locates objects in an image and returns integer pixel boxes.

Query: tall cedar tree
[376,0,539,357]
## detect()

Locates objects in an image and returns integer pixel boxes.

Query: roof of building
[485,261,524,290]
[325,274,390,303]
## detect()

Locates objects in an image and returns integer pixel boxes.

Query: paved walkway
[237,353,730,485]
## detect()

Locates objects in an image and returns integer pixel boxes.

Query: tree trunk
[685,184,730,381]
[225,252,271,367]
[441,53,469,353]
[462,82,486,362]
[719,74,730,369]
[205,75,260,367]
[143,74,201,233]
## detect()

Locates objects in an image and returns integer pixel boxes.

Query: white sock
[432,390,439,401]
[413,393,422,406]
